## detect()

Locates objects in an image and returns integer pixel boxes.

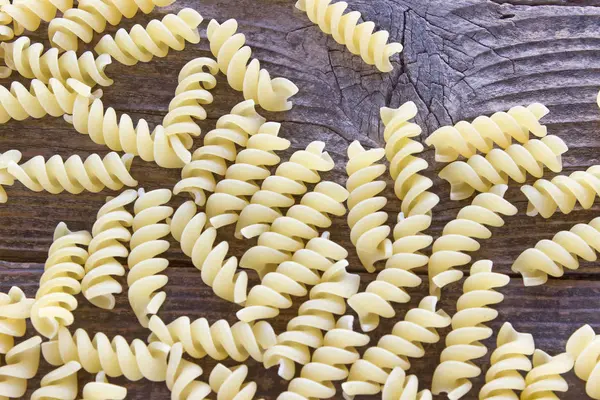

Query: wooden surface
[2,0,600,398]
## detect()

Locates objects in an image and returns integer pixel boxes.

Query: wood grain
[1,0,600,399]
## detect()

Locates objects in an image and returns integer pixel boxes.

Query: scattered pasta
[81,372,127,400]
[2,0,73,38]
[31,360,81,400]
[566,324,600,399]
[0,286,34,353]
[0,336,42,399]
[209,363,261,400]
[521,350,574,400]
[166,343,211,400]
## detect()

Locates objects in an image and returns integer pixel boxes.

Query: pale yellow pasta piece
[295,0,403,72]
[235,141,334,239]
[345,141,391,272]
[425,103,549,163]
[521,350,573,400]
[166,343,211,400]
[127,188,173,328]
[0,150,21,203]
[206,121,290,229]
[80,372,127,400]
[31,222,92,339]
[7,152,137,196]
[342,296,451,398]
[521,165,600,218]
[0,286,33,353]
[428,184,517,298]
[0,336,42,400]
[83,189,137,310]
[2,37,113,87]
[31,360,81,400]
[512,216,600,286]
[0,0,15,42]
[566,324,600,400]
[42,327,170,382]
[93,8,201,66]
[2,0,72,38]
[440,135,568,201]
[431,260,510,399]
[209,363,262,400]
[148,315,276,363]
[206,18,298,111]
[479,322,534,400]
[382,368,432,400]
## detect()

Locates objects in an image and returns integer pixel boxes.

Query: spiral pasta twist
[428,184,517,297]
[566,324,600,399]
[0,150,21,203]
[7,152,138,196]
[127,188,173,328]
[425,103,550,163]
[262,256,360,380]
[0,336,42,399]
[479,322,535,400]
[277,315,370,399]
[209,364,261,400]
[521,350,574,400]
[235,141,335,239]
[166,343,211,400]
[345,140,391,272]
[381,368,432,400]
[206,18,299,111]
[512,217,600,286]
[42,327,170,382]
[431,260,510,399]
[81,372,127,400]
[48,0,175,52]
[93,8,202,66]
[174,100,266,203]
[2,0,72,36]
[206,121,290,229]
[148,314,276,363]
[295,0,403,72]
[381,102,439,217]
[2,37,113,87]
[342,296,451,398]
[31,222,91,339]
[0,286,34,353]
[31,360,81,400]
[521,165,600,218]
[82,189,137,310]
[440,135,568,200]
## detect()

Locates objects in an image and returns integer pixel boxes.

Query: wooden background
[2,0,600,398]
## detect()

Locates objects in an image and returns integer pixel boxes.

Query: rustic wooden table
[2,0,600,398]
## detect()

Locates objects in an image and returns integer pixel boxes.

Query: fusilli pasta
[382,368,432,400]
[521,350,574,400]
[566,324,600,400]
[209,363,261,400]
[2,0,72,37]
[425,103,549,163]
[0,336,42,399]
[127,188,172,328]
[166,343,211,400]
[428,184,517,297]
[0,150,21,203]
[0,286,33,353]
[512,217,600,286]
[82,189,137,310]
[206,18,299,111]
[345,140,391,272]
[431,260,510,399]
[81,372,127,400]
[31,361,81,400]
[479,322,534,400]
[31,222,91,339]
[295,0,403,72]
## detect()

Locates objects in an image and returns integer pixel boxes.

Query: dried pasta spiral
[2,0,72,36]
[521,350,574,400]
[127,188,173,328]
[206,121,290,229]
[2,37,113,87]
[295,0,403,72]
[166,343,211,400]
[425,103,549,163]
[174,100,266,204]
[0,286,34,353]
[262,256,360,380]
[31,222,92,339]
[235,141,335,240]
[93,8,202,66]
[345,140,391,272]
[440,135,568,201]
[81,372,127,400]
[342,296,451,398]
[42,327,170,382]
[48,0,176,52]
[0,150,21,203]
[428,184,517,297]
[381,368,432,400]
[206,18,299,111]
[521,165,600,218]
[512,217,600,286]
[31,360,81,400]
[277,315,370,399]
[0,336,42,399]
[82,189,137,310]
[148,314,276,363]
[431,260,510,399]
[209,364,261,400]
[7,152,138,196]
[566,324,600,399]
[479,322,535,400]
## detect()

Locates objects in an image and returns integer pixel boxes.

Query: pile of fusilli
[0,1,598,399]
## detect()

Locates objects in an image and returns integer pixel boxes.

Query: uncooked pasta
[0,286,34,353]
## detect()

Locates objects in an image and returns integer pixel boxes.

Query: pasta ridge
[0,286,34,353]
[0,150,21,203]
[0,336,42,399]
[81,372,127,400]
[1,0,72,38]
[521,350,574,400]
[566,325,600,399]
[381,368,432,400]
[31,361,81,400]
[166,343,211,400]
[209,363,261,400]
